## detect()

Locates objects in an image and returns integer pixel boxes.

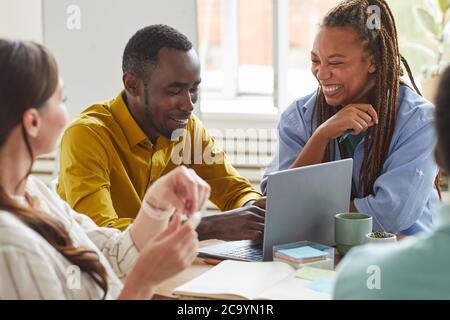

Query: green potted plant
[365,231,397,244]
[414,0,450,102]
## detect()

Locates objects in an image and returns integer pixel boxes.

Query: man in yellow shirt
[57,24,265,240]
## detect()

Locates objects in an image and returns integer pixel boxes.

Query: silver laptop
[197,158,353,262]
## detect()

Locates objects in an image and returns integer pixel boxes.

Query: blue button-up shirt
[261,85,440,235]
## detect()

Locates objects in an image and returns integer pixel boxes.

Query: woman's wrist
[119,259,157,300]
[313,126,331,145]
[141,200,175,221]
[119,275,156,300]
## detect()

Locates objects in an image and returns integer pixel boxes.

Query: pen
[338,129,352,143]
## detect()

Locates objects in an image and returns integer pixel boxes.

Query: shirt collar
[110,91,148,148]
[301,90,318,114]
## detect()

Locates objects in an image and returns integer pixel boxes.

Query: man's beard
[143,105,172,139]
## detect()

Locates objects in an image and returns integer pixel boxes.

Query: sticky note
[295,266,336,281]
[277,246,328,259]
[304,278,334,294]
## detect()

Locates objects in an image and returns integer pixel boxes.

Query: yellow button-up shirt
[57,92,261,230]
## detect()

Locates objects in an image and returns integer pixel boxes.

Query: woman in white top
[0,39,211,299]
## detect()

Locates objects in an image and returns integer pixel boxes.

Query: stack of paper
[273,246,330,268]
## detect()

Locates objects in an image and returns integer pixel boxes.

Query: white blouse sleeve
[66,202,140,281]
[28,176,140,281]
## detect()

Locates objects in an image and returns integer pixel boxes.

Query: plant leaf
[402,42,438,58]
[438,0,450,13]
[415,7,440,36]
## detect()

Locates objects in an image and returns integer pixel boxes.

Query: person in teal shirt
[333,65,450,299]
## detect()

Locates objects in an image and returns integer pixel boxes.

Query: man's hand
[197,206,265,241]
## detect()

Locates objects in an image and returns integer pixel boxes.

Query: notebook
[174,260,335,300]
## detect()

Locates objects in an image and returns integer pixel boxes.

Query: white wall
[42,0,198,120]
[0,0,43,42]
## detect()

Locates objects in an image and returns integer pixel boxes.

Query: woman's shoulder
[397,85,434,123]
[26,176,65,206]
[0,210,46,251]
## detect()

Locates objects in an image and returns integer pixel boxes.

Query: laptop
[197,158,353,262]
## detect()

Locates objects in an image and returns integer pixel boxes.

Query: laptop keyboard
[221,245,263,261]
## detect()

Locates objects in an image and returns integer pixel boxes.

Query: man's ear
[123,73,141,97]
[22,108,42,138]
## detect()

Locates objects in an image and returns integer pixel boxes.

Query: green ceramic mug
[335,213,373,256]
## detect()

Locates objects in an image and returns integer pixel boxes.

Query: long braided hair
[316,0,441,198]
[0,39,108,298]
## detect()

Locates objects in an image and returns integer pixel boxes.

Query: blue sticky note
[304,278,334,294]
[277,246,328,259]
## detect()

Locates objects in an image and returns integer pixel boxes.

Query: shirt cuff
[116,226,140,278]
[235,192,262,208]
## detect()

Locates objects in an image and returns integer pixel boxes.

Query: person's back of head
[436,66,450,173]
[0,39,108,298]
[0,40,58,147]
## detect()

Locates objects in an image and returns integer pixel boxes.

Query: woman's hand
[130,166,210,253]
[143,166,211,217]
[120,212,200,300]
[315,104,378,141]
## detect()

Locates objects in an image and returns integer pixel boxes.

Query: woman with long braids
[262,0,440,235]
[334,66,450,300]
[0,39,210,299]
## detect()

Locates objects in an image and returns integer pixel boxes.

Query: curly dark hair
[122,24,193,80]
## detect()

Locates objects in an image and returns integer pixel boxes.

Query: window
[197,0,448,115]
[197,0,275,114]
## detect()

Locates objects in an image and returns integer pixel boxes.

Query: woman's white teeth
[323,85,342,93]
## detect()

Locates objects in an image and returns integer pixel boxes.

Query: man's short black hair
[436,66,450,172]
[122,24,193,79]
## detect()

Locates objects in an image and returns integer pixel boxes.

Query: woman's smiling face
[311,26,377,107]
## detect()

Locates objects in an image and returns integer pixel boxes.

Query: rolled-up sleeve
[69,206,139,281]
[354,113,438,233]
[189,118,262,211]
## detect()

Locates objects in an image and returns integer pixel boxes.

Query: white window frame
[200,0,291,117]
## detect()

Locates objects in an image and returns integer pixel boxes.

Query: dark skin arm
[196,205,266,241]
[291,79,377,168]
[290,103,378,169]
[350,201,358,213]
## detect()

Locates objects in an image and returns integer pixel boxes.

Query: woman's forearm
[130,208,170,251]
[118,257,157,300]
